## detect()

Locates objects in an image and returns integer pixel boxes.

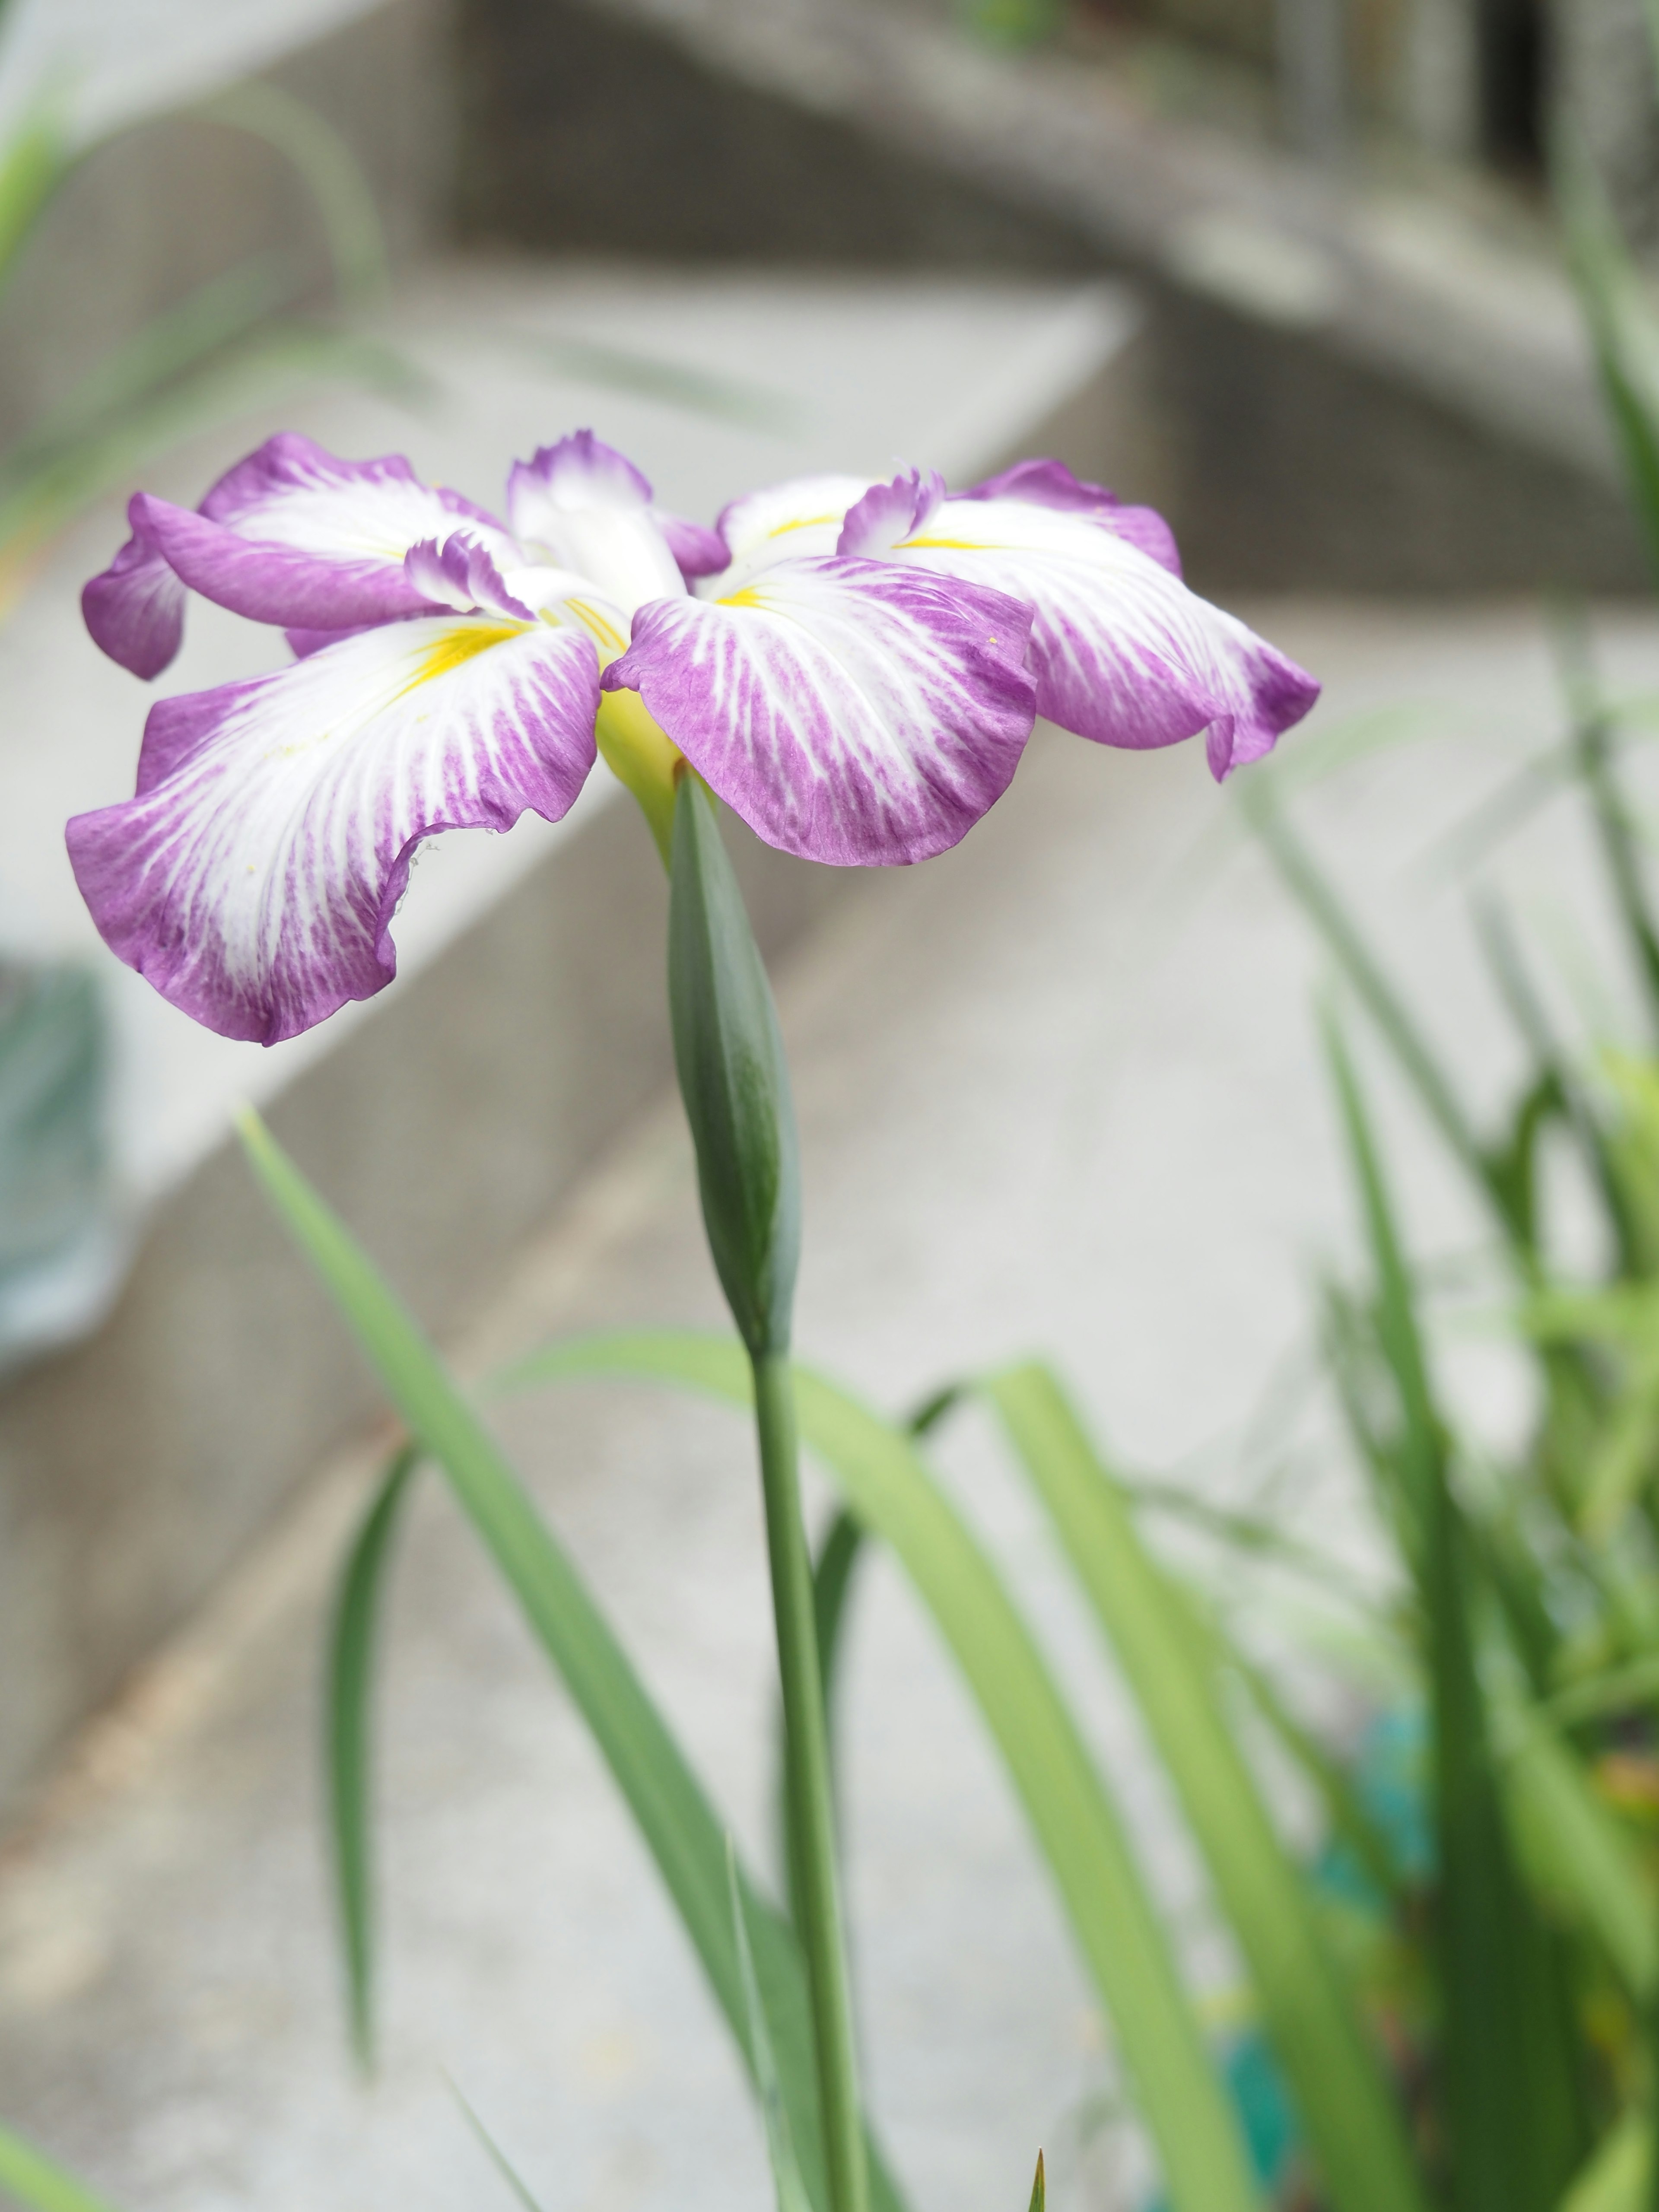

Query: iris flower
[68,429,1316,1046]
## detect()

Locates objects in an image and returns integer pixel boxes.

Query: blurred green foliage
[0,12,404,613]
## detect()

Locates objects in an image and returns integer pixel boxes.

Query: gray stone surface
[457,0,1649,591]
[3,599,1658,2212]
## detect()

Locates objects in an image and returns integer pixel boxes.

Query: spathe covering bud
[667,771,801,1357]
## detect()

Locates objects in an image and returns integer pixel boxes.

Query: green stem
[753,1348,868,2212]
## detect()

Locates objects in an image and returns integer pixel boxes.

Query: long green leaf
[235,1113,904,2212]
[1239,782,1488,1209]
[0,318,413,588]
[1560,2114,1649,2212]
[731,1839,814,2212]
[0,89,71,296]
[1499,1698,1656,2000]
[1558,128,1659,592]
[985,1361,1425,2212]
[781,1509,867,1933]
[496,1332,1265,2212]
[0,2122,118,2212]
[449,2079,549,2212]
[1327,1017,1589,2212]
[195,81,390,310]
[328,1442,419,2066]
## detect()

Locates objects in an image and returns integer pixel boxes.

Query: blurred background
[3,3,1659,2210]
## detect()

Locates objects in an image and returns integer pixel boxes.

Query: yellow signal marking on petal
[718,585,766,608]
[902,534,991,550]
[766,512,842,537]
[565,597,627,655]
[409,622,521,692]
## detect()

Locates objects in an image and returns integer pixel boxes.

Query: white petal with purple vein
[67,614,599,1046]
[709,474,877,593]
[890,495,1319,776]
[604,555,1036,866]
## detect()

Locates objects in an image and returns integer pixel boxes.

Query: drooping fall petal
[882,477,1318,777]
[604,556,1036,865]
[67,612,600,1044]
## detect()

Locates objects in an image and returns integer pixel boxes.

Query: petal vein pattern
[606,558,1036,866]
[67,616,600,1045]
[84,435,518,676]
[892,496,1319,777]
[709,474,876,594]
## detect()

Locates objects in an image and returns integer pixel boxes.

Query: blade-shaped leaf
[781,1509,867,1934]
[1326,1016,1589,2212]
[328,1441,419,2066]
[731,1838,814,2212]
[1498,1696,1656,2000]
[0,2121,119,2212]
[1558,2113,1649,2212]
[195,80,390,310]
[1558,128,1659,593]
[0,89,73,296]
[1239,779,1488,1211]
[449,2079,549,2212]
[235,1113,905,2212]
[985,1361,1425,2212]
[495,1331,1265,2212]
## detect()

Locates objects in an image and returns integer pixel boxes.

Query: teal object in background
[0,962,124,1370]
[1146,1709,1429,2210]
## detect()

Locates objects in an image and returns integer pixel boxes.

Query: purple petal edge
[1205,651,1322,781]
[83,497,187,679]
[659,513,728,579]
[136,493,439,631]
[965,457,1183,579]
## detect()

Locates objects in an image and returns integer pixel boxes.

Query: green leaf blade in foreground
[235,1113,903,2212]
[498,1331,1265,2212]
[1326,1019,1589,2212]
[0,2120,120,2212]
[327,1441,419,2067]
[985,1362,1427,2212]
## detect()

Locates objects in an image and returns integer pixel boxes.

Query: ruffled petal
[82,435,518,673]
[131,491,443,634]
[67,613,600,1045]
[836,467,945,559]
[404,534,534,620]
[709,474,876,592]
[603,556,1035,866]
[659,512,729,580]
[888,494,1318,778]
[964,458,1183,578]
[505,431,685,616]
[82,498,186,678]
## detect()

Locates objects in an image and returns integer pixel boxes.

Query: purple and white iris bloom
[68,428,1317,1048]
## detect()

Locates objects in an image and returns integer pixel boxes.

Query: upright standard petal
[964,458,1182,577]
[67,614,600,1045]
[506,430,686,617]
[604,557,1036,866]
[82,435,517,674]
[882,483,1318,778]
[709,474,876,592]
